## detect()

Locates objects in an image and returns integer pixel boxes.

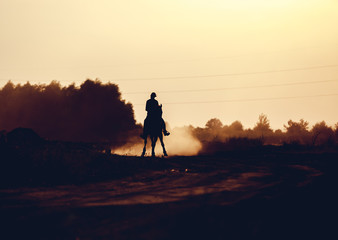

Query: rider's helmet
[151,92,156,99]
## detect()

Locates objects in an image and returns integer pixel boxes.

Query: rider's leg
[161,118,170,136]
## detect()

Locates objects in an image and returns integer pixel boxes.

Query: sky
[1,0,338,130]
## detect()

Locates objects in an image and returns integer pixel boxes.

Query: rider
[141,92,170,139]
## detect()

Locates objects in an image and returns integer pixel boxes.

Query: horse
[141,105,168,157]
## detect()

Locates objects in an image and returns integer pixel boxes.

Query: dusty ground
[1,151,338,239]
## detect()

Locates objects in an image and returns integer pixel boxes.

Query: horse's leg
[141,136,147,157]
[159,134,168,156]
[151,136,157,157]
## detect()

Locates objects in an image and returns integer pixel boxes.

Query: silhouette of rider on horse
[141,92,170,139]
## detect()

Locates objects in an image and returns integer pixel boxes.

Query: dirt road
[1,153,337,239]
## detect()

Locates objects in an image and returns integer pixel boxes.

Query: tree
[224,121,244,138]
[229,121,244,132]
[284,119,310,144]
[205,118,223,129]
[284,119,309,134]
[311,121,334,146]
[204,118,224,141]
[253,114,272,139]
[0,79,137,146]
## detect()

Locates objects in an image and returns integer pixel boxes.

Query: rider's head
[150,92,156,99]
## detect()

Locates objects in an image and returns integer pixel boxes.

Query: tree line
[192,114,338,149]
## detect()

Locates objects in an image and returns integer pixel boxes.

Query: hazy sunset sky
[1,0,338,129]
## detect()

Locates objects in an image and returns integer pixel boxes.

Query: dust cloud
[113,126,202,156]
[165,126,202,156]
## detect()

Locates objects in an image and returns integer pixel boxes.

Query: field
[1,144,338,240]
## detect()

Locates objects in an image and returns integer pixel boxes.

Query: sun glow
[1,0,337,129]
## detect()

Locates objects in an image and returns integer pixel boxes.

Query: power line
[133,93,338,105]
[112,64,338,81]
[123,79,338,94]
